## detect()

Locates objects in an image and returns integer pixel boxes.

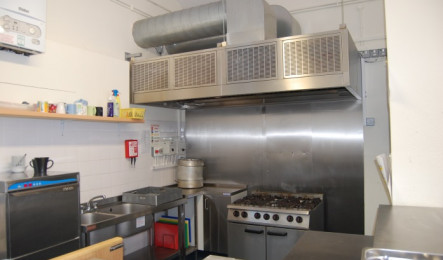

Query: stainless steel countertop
[82,183,246,233]
[373,205,443,255]
[81,198,187,233]
[174,183,247,198]
[283,231,373,260]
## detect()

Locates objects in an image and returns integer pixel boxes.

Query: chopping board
[50,237,124,260]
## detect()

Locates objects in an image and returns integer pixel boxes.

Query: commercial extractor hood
[130,28,361,108]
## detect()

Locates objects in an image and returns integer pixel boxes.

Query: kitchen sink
[362,248,443,260]
[96,203,149,215]
[81,203,154,245]
[81,212,117,225]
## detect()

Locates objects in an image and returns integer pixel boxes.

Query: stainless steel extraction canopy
[130,28,361,108]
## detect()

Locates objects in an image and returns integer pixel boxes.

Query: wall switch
[152,147,163,157]
[366,117,375,126]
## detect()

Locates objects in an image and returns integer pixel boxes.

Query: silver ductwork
[132,0,301,54]
[133,1,226,49]
[272,5,301,38]
[165,35,225,55]
[130,28,362,108]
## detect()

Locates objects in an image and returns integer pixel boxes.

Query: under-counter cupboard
[80,193,188,259]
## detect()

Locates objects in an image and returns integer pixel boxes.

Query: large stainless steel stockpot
[177,158,204,188]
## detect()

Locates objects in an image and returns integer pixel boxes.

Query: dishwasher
[0,171,80,260]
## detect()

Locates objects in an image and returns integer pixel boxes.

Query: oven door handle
[244,228,264,235]
[267,231,288,237]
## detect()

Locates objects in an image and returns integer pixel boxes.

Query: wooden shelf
[0,108,145,123]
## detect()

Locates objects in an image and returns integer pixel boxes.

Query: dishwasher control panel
[8,178,77,191]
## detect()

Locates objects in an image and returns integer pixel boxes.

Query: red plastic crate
[155,222,178,250]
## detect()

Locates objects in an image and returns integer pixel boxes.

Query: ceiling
[118,0,359,18]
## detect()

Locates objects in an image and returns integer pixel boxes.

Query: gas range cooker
[227,192,324,230]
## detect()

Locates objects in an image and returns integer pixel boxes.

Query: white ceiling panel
[148,0,183,12]
[175,0,219,10]
[116,0,171,16]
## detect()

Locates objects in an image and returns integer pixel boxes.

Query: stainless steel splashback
[185,99,364,234]
[130,28,361,107]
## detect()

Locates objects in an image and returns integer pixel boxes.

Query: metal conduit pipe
[165,35,226,55]
[132,1,227,49]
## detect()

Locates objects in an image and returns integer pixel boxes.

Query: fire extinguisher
[125,139,138,167]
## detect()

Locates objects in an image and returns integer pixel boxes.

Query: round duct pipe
[132,1,226,49]
[272,5,301,37]
[132,1,301,54]
[165,35,225,55]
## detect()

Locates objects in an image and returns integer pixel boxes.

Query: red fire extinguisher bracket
[125,139,138,158]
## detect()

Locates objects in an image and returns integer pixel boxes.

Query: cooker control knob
[272,214,280,221]
[241,211,248,218]
[287,215,294,222]
[263,213,270,220]
[233,210,239,217]
[254,213,261,219]
[296,216,303,223]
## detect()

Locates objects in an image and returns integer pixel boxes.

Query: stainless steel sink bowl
[81,212,117,225]
[363,248,443,260]
[96,203,149,215]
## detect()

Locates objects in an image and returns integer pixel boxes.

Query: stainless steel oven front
[228,222,305,260]
[0,172,80,260]
[227,192,324,260]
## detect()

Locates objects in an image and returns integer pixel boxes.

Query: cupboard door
[266,227,305,260]
[227,222,266,260]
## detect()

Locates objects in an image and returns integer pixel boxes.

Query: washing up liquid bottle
[112,89,120,117]
[107,91,115,117]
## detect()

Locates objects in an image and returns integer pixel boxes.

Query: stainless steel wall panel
[261,102,314,192]
[185,99,364,234]
[310,100,364,234]
[186,106,265,190]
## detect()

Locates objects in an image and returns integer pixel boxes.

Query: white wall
[385,0,443,206]
[362,57,390,234]
[272,0,386,50]
[0,0,179,202]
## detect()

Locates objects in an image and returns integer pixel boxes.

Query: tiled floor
[173,250,214,260]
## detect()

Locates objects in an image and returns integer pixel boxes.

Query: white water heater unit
[0,0,46,55]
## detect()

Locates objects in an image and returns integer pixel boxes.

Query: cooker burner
[227,192,324,230]
[233,193,321,210]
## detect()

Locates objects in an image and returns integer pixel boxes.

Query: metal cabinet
[227,223,266,260]
[203,187,247,255]
[228,222,305,260]
[266,226,305,260]
[203,194,230,254]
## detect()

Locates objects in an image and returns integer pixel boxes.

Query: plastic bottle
[107,91,115,117]
[113,89,120,117]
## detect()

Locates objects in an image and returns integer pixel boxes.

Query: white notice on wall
[136,216,145,228]
[375,153,392,204]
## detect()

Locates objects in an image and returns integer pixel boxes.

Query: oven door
[228,222,266,260]
[7,183,80,259]
[266,227,305,260]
